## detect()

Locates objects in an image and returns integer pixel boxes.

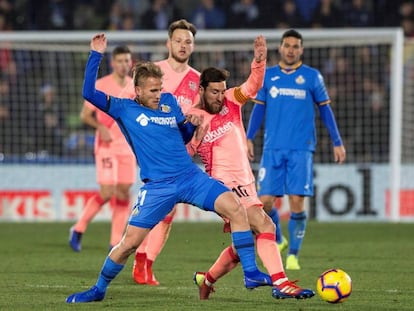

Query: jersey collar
[279,61,302,74]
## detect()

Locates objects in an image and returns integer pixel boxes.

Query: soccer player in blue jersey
[66,34,270,304]
[246,29,346,270]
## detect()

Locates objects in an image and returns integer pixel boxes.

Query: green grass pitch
[0,221,412,310]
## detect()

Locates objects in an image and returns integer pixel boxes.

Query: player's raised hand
[254,35,267,63]
[333,145,346,164]
[90,33,107,54]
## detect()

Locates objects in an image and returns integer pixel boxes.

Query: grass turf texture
[0,222,412,310]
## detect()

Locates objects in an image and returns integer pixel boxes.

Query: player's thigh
[285,150,313,196]
[178,166,230,212]
[257,149,286,196]
[246,206,275,234]
[96,149,117,185]
[129,182,177,229]
[116,153,136,185]
[230,182,263,209]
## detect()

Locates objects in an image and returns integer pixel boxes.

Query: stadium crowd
[0,0,411,163]
[1,0,413,36]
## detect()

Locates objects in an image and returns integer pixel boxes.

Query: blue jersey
[255,63,330,152]
[105,93,195,181]
[82,51,197,182]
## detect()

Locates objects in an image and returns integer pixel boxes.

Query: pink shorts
[228,181,263,209]
[95,149,136,185]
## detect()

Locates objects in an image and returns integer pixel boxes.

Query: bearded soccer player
[246,29,346,270]
[69,46,136,251]
[132,19,200,286]
[188,35,314,300]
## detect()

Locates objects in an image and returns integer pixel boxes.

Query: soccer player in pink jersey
[69,46,136,252]
[132,19,200,286]
[188,36,314,300]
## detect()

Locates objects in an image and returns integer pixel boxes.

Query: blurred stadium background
[1,0,414,222]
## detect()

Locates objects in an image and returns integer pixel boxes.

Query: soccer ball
[316,268,352,303]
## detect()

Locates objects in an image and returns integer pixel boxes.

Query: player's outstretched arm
[236,35,267,103]
[82,34,109,111]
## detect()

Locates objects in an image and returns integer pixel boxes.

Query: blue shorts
[257,149,313,197]
[129,165,229,229]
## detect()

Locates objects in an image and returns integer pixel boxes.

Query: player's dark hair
[281,29,303,45]
[132,62,164,87]
[199,67,230,89]
[168,19,197,38]
[112,45,131,58]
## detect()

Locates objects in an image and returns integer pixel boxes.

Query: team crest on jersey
[219,105,229,116]
[295,75,305,85]
[160,104,171,113]
[189,81,197,91]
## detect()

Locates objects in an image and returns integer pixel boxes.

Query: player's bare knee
[260,195,274,213]
[215,191,242,219]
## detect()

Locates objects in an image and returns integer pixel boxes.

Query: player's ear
[135,86,141,97]
[198,85,204,96]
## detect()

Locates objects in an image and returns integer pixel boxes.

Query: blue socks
[268,207,283,244]
[95,256,124,292]
[231,230,258,274]
[288,211,307,256]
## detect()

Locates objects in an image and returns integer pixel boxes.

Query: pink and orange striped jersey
[189,60,266,186]
[156,60,200,113]
[84,74,135,155]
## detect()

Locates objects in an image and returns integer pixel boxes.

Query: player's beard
[205,101,222,114]
[171,51,189,64]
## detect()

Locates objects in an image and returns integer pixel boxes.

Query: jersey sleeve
[82,51,110,111]
[233,59,266,105]
[105,96,125,119]
[313,70,330,105]
[253,71,268,104]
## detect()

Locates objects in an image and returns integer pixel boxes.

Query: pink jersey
[156,60,200,113]
[84,74,135,155]
[189,60,266,186]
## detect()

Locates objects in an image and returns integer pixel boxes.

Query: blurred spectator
[107,1,123,30]
[227,0,261,29]
[311,0,344,28]
[402,17,414,38]
[190,0,226,29]
[72,2,101,30]
[343,0,374,27]
[274,0,303,29]
[31,84,65,156]
[294,0,320,27]
[64,129,95,158]
[28,0,75,30]
[117,0,150,27]
[140,0,183,30]
[120,12,138,30]
[0,0,14,28]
